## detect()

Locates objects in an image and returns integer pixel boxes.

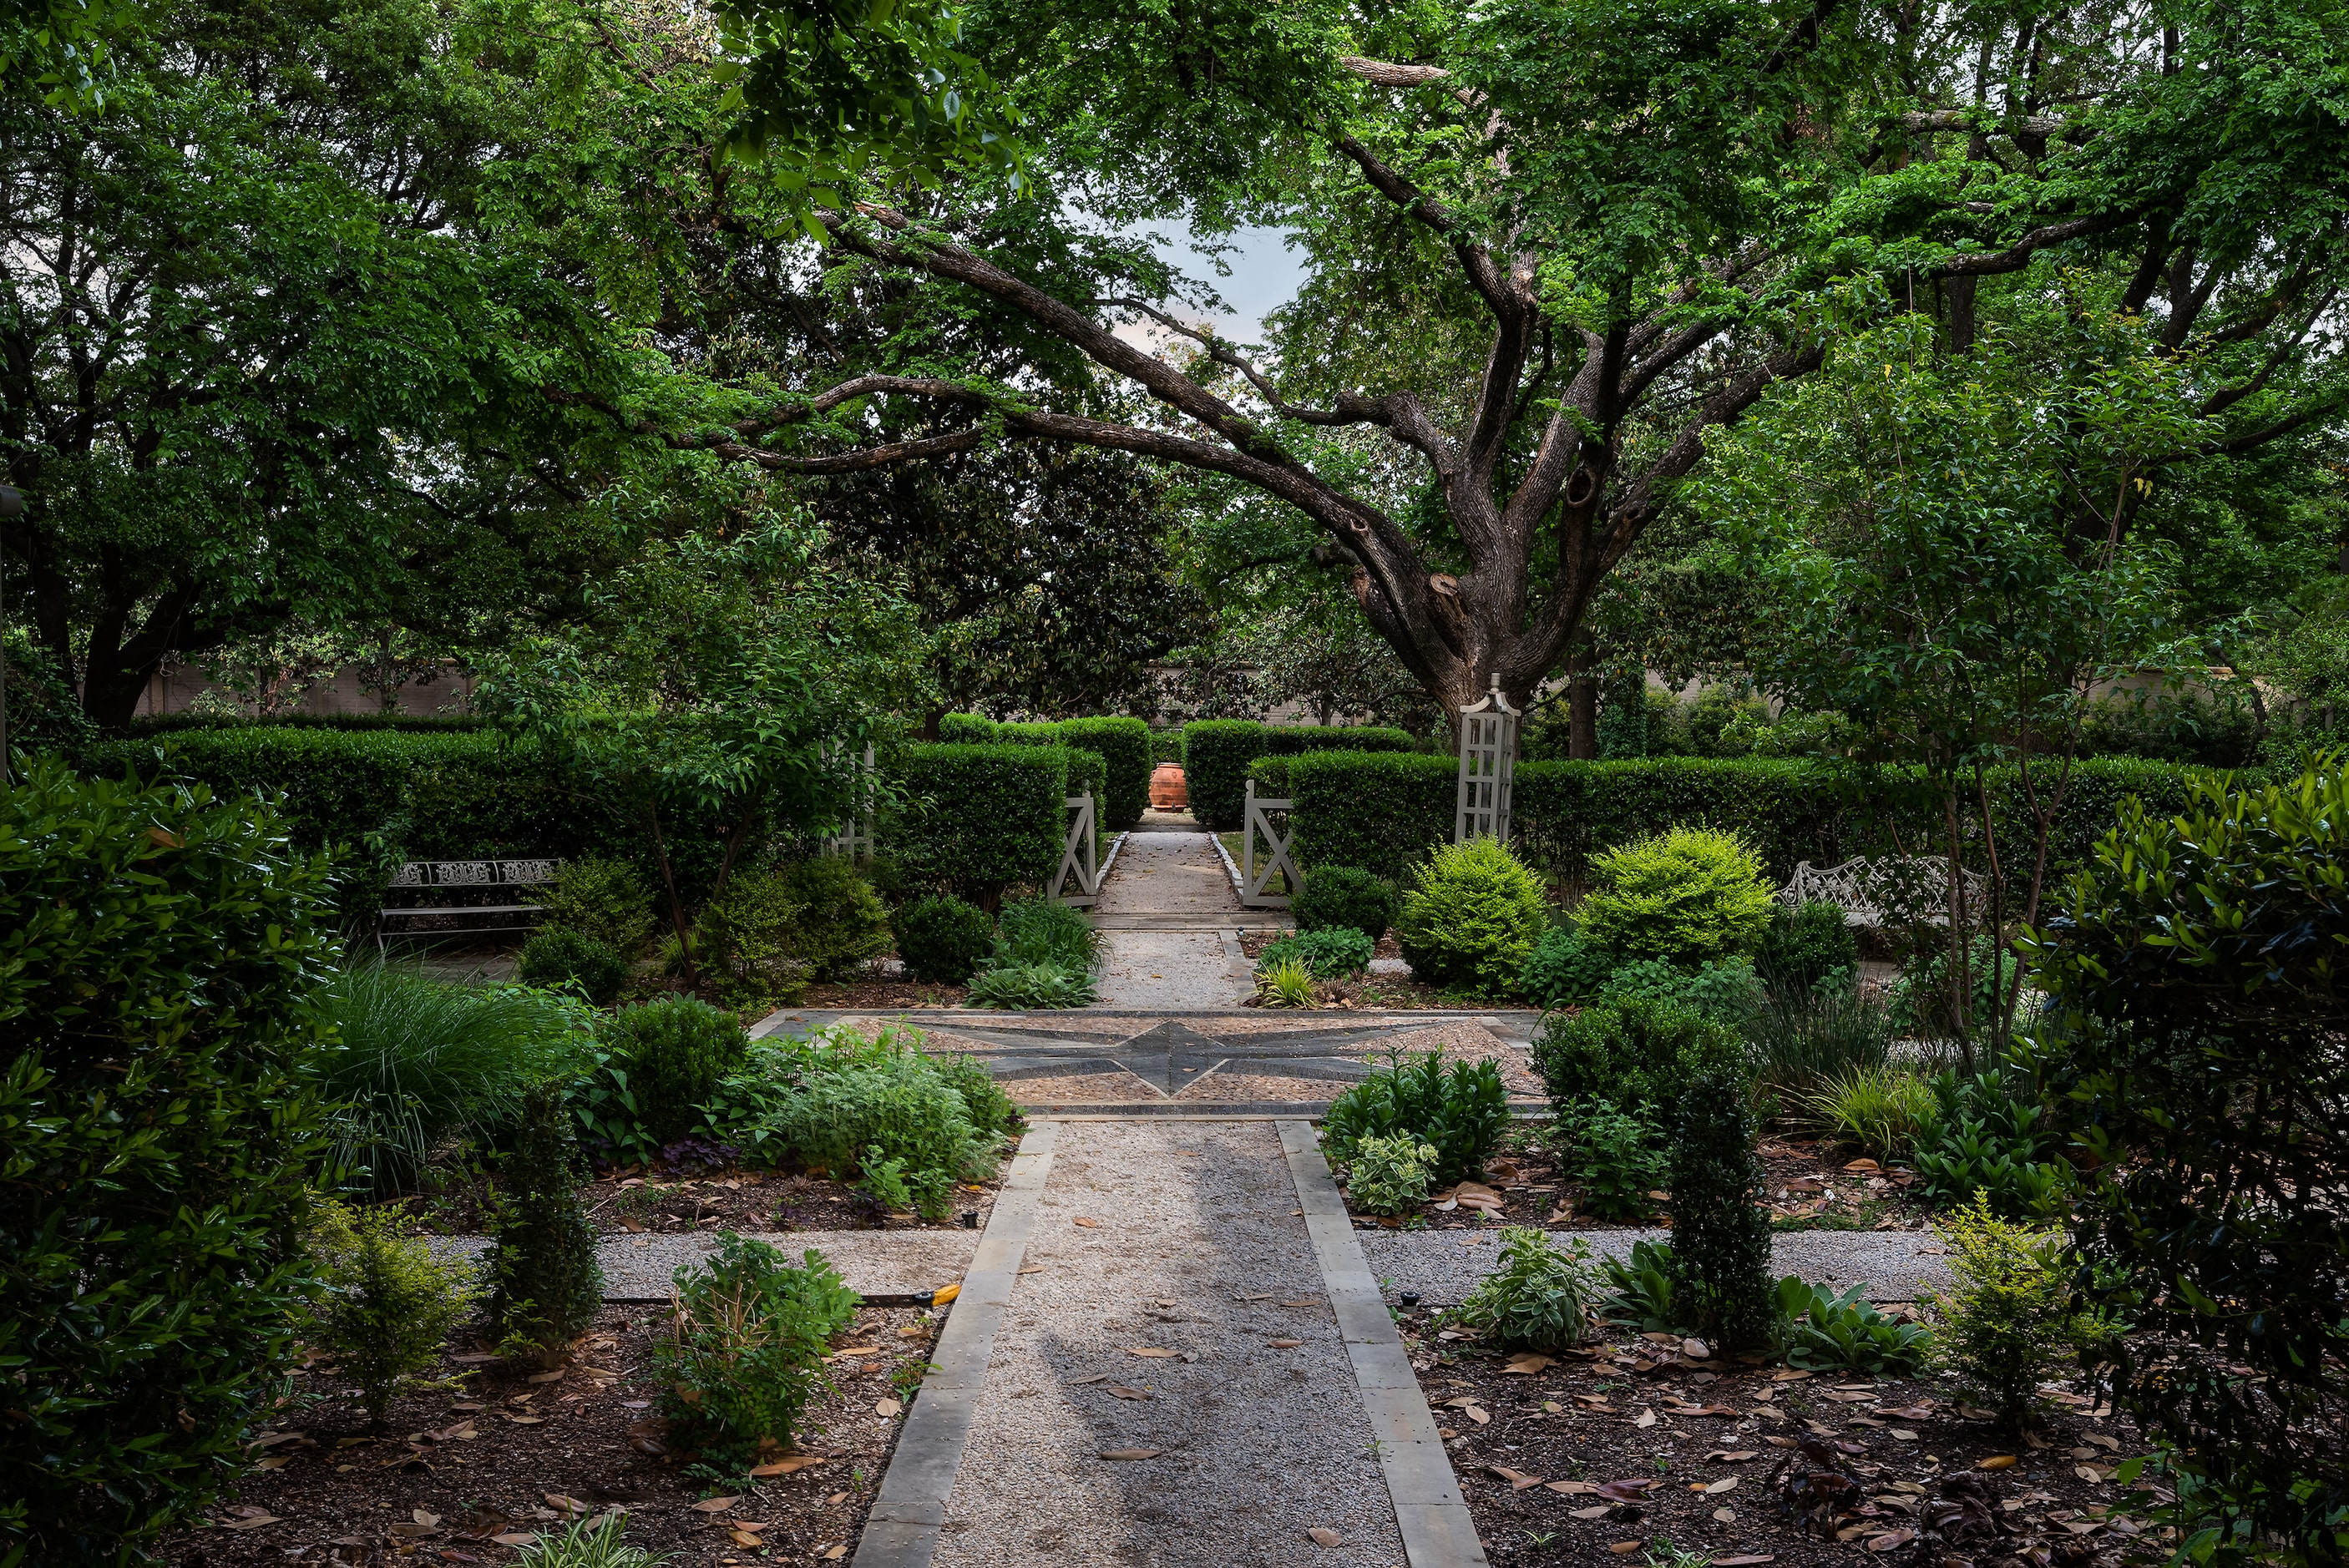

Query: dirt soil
[413,1161,1007,1238]
[1237,929,1543,1011]
[798,977,969,1009]
[1406,1324,2164,1568]
[167,1303,936,1568]
[1344,1130,1933,1233]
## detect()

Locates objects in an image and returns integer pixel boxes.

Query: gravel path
[1359,1227,1956,1306]
[428,1228,980,1301]
[1091,832,1253,1010]
[930,1120,1407,1568]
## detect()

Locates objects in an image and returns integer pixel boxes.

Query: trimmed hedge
[126,711,494,734]
[930,714,1146,827]
[884,742,1073,900]
[1274,750,2250,888]
[82,726,583,861]
[1057,717,1151,829]
[1183,721,1418,828]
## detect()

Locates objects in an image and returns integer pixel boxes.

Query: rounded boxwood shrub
[532,854,656,958]
[1519,925,1617,1009]
[1531,996,1744,1122]
[1,763,338,1565]
[1293,863,1400,939]
[1395,837,1549,996]
[602,997,750,1144]
[518,925,629,1004]
[1752,898,1858,991]
[894,895,995,984]
[777,856,894,980]
[1573,826,1774,964]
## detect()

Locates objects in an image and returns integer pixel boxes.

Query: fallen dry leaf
[1705,1450,1759,1462]
[1106,1386,1151,1401]
[1305,1527,1343,1547]
[212,1509,283,1532]
[1714,1555,1778,1565]
[526,1369,564,1384]
[690,1498,738,1514]
[1073,1217,1099,1228]
[1977,1455,2018,1470]
[729,1528,766,1548]
[1607,1541,1643,1555]
[1544,1481,1600,1496]
[875,1399,904,1418]
[1504,1353,1556,1374]
[1279,1299,1319,1308]
[1865,1530,1916,1553]
[824,1546,848,1560]
[507,1415,545,1426]
[1126,1347,1178,1358]
[491,1534,537,1547]
[1070,1373,1111,1385]
[1099,1448,1161,1460]
[1267,1338,1304,1348]
[413,1510,440,1528]
[1570,1505,1612,1520]
[1633,1408,1657,1429]
[1704,1478,1739,1495]
[1462,1405,1491,1425]
[748,1456,826,1478]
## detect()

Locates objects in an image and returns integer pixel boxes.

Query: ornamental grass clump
[1573,827,1774,965]
[1395,837,1548,996]
[1445,1228,1601,1353]
[1255,956,1317,1007]
[651,1237,860,1460]
[1800,1064,1937,1161]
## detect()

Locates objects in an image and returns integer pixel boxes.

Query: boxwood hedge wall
[1261,750,2246,888]
[1182,721,1419,829]
[930,714,1149,827]
[883,741,1075,901]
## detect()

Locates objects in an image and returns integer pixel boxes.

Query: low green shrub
[1928,1193,2114,1429]
[518,926,629,1005]
[931,1051,1020,1141]
[1574,826,1775,964]
[1518,926,1617,1009]
[1670,1063,1775,1350]
[1597,1238,1684,1333]
[1183,721,1415,828]
[1258,928,1374,980]
[1553,1100,1666,1222]
[1752,898,1858,992]
[1445,1228,1601,1353]
[310,1199,481,1431]
[1774,1278,1934,1373]
[777,857,894,980]
[1255,957,1317,1007]
[604,998,751,1146]
[693,867,804,1009]
[1291,864,1400,938]
[1744,980,1892,1100]
[1596,955,1764,1026]
[1800,1065,1937,1160]
[0,766,340,1565]
[855,1146,955,1222]
[321,962,595,1196]
[1344,1134,1440,1217]
[1531,999,1744,1122]
[651,1236,860,1460]
[534,856,658,957]
[489,1084,605,1369]
[963,962,1096,1009]
[758,1048,1002,1186]
[1322,1051,1508,1186]
[991,896,1099,971]
[894,895,995,984]
[1395,837,1548,996]
[1910,1068,2069,1217]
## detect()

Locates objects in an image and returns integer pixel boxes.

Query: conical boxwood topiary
[489,1081,605,1368]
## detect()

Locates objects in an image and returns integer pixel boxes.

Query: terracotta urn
[1149,761,1187,811]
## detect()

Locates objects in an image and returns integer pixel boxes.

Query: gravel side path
[929,1120,1408,1568]
[1091,832,1253,1009]
[1359,1227,1955,1306]
[428,1228,981,1301]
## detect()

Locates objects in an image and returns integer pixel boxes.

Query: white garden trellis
[1455,676,1518,843]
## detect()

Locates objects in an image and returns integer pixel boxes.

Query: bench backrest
[388,858,563,894]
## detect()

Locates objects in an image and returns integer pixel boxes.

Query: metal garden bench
[377,857,563,947]
[1778,855,1990,928]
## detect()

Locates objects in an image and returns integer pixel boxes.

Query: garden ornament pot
[1149,761,1187,810]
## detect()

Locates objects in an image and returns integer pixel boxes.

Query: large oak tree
[681,0,2349,726]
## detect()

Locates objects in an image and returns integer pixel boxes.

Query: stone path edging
[1278,1119,1491,1568]
[853,1120,1060,1568]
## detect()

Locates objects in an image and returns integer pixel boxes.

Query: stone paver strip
[428,1228,981,1302]
[909,1119,1408,1568]
[1359,1227,1956,1305]
[855,1120,1061,1568]
[1278,1120,1490,1568]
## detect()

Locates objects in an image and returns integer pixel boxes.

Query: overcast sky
[1114,220,1309,349]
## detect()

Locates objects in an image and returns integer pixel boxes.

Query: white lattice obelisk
[1455,675,1518,844]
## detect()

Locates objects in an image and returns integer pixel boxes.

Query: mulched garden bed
[1344,1131,1933,1233]
[797,978,969,1009]
[1403,1323,2162,1568]
[168,1302,935,1568]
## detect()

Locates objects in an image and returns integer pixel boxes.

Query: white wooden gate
[819,741,877,862]
[1050,791,1101,907]
[1240,777,1304,908]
